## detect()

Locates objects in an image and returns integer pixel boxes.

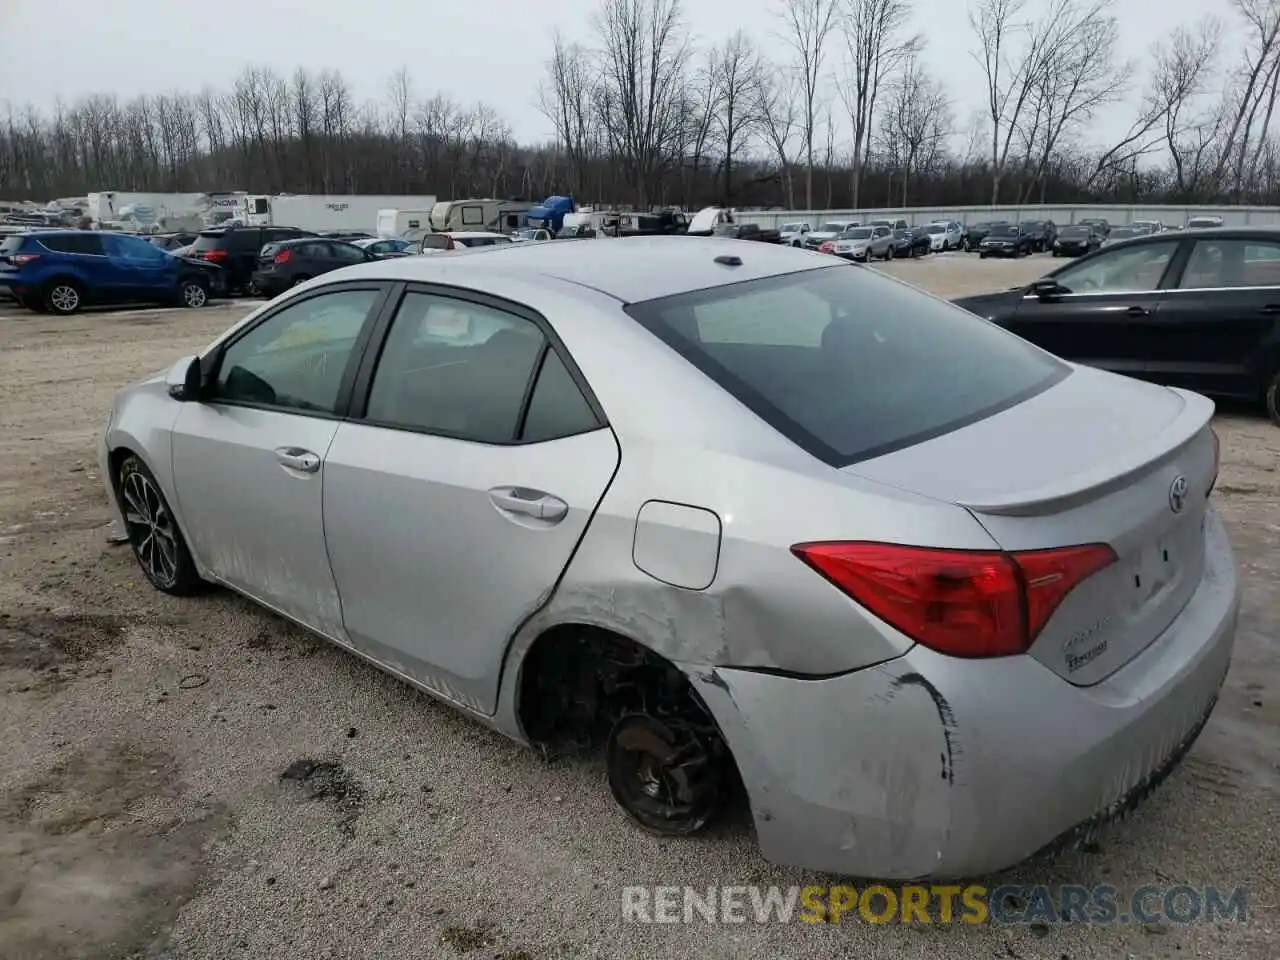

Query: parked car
[352,237,414,258]
[803,221,859,251]
[149,232,198,251]
[556,224,598,239]
[511,227,553,243]
[1078,217,1111,237]
[250,238,381,297]
[921,223,951,252]
[963,221,1006,251]
[418,231,513,255]
[1186,215,1225,230]
[928,220,964,250]
[978,223,1033,258]
[1101,225,1146,247]
[1019,220,1057,252]
[190,226,315,294]
[952,226,1280,423]
[0,229,223,315]
[1052,224,1103,257]
[99,236,1238,881]
[712,222,782,243]
[888,228,930,258]
[778,222,812,247]
[1130,220,1163,234]
[320,231,375,241]
[826,225,892,261]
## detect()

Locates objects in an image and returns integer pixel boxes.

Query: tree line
[2,0,1278,210]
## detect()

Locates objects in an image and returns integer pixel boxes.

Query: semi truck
[239,194,437,234]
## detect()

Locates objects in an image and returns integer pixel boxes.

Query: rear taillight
[1208,428,1220,497]
[201,249,228,262]
[11,253,40,266]
[791,541,1117,658]
[273,250,292,264]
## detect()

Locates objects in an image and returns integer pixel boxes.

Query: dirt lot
[1,252,1277,960]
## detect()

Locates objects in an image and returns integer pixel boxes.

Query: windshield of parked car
[1187,218,1221,228]
[624,265,1066,466]
[822,222,847,232]
[972,222,995,230]
[925,224,944,234]
[781,223,804,232]
[1108,227,1141,239]
[1059,226,1090,238]
[1020,221,1042,230]
[840,228,873,240]
[989,224,1018,236]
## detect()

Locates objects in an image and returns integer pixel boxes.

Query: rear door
[1150,235,1280,397]
[321,284,618,714]
[1003,238,1181,375]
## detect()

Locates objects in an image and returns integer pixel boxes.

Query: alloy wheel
[120,469,179,588]
[182,282,208,308]
[49,284,80,314]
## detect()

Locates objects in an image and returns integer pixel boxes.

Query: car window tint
[107,234,169,262]
[365,292,546,442]
[331,243,367,263]
[230,231,262,251]
[520,349,599,442]
[40,233,103,255]
[213,289,379,414]
[625,265,1066,466]
[1051,240,1179,294]
[1179,238,1280,288]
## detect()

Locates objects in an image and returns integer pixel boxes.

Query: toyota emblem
[1168,475,1189,514]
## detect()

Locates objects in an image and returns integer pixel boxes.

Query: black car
[950,226,1280,423]
[1019,219,1057,252]
[189,225,316,293]
[889,228,931,258]
[1078,217,1111,237]
[1052,224,1103,257]
[978,223,1033,258]
[964,221,1007,251]
[250,237,379,296]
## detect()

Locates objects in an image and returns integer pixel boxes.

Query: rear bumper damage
[687,508,1239,880]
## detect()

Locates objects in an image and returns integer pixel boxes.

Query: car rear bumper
[687,507,1239,880]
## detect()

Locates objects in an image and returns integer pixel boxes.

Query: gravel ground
[0,251,1277,960]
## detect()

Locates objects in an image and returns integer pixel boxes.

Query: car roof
[333,235,836,304]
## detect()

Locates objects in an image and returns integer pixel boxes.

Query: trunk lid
[846,366,1217,685]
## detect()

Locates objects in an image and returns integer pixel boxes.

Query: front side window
[1178,238,1280,289]
[363,292,599,443]
[212,288,381,414]
[625,265,1066,466]
[1050,240,1179,294]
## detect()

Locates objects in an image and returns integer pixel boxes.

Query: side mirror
[166,354,203,402]
[1029,279,1064,300]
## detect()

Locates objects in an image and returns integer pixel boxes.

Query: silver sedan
[99,237,1239,880]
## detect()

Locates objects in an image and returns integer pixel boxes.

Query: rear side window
[38,233,103,255]
[0,235,28,254]
[624,266,1067,466]
[192,233,225,253]
[421,235,450,250]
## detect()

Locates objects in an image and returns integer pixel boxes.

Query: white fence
[733,204,1280,229]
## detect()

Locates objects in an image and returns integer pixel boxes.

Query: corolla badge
[1168,475,1189,514]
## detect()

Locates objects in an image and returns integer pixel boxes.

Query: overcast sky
[0,0,1228,154]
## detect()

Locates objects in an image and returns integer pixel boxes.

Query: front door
[1148,235,1280,397]
[322,287,618,713]
[1004,238,1182,376]
[170,284,389,635]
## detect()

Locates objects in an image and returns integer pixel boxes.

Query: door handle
[1125,305,1149,316]
[274,447,321,473]
[1259,304,1280,314]
[488,486,568,521]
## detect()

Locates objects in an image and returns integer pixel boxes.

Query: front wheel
[116,456,204,594]
[1265,370,1280,426]
[886,246,894,261]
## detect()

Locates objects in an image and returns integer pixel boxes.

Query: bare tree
[838,0,917,207]
[777,0,840,208]
[710,30,764,202]
[754,67,801,205]
[537,31,600,194]
[592,0,692,205]
[878,55,950,204]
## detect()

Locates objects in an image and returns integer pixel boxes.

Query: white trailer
[376,208,435,239]
[240,195,437,233]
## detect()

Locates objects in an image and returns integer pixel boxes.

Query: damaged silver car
[99,236,1239,879]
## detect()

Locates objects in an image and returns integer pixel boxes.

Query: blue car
[0,230,225,315]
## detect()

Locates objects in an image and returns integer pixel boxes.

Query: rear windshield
[623,266,1067,466]
[192,233,225,252]
[260,242,284,258]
